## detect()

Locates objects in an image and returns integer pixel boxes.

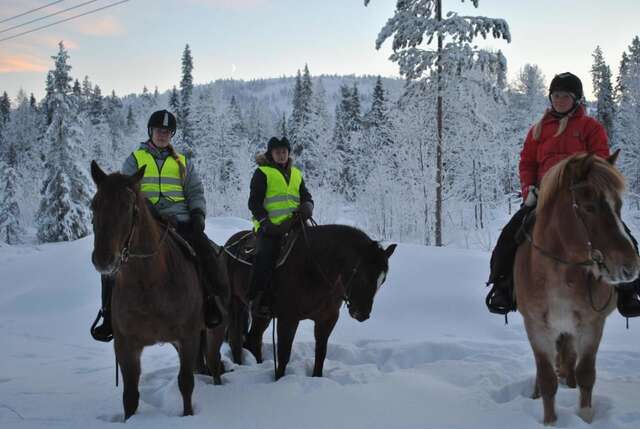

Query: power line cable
[0,0,129,43]
[0,0,66,25]
[1,0,105,35]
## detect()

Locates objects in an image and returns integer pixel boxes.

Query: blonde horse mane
[537,152,625,212]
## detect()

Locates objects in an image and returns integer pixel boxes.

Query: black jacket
[248,154,313,222]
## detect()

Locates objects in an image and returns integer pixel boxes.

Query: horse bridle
[102,189,170,275]
[525,181,606,271]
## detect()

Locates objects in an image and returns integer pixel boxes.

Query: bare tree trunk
[435,0,444,246]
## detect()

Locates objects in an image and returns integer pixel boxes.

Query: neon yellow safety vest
[132,149,186,204]
[253,165,302,231]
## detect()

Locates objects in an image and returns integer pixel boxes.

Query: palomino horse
[514,152,639,425]
[225,222,396,379]
[89,161,226,420]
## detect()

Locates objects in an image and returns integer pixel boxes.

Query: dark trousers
[249,231,280,298]
[488,205,535,286]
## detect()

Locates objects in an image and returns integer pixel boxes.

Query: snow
[1,217,639,428]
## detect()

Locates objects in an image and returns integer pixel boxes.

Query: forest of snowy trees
[0,28,639,247]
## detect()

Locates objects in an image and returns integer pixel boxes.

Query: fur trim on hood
[255,152,293,170]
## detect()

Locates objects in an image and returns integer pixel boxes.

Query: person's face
[271,147,289,165]
[151,127,173,147]
[550,91,576,114]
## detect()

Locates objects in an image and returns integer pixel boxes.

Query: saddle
[225,230,299,268]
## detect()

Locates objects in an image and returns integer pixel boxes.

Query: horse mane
[537,153,625,212]
[309,224,389,271]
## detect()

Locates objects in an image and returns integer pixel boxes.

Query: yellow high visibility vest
[253,165,302,231]
[132,149,186,204]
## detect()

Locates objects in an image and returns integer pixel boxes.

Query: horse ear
[128,165,146,189]
[91,160,106,186]
[607,149,620,165]
[384,244,397,259]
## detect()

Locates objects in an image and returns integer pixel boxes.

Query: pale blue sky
[0,0,638,100]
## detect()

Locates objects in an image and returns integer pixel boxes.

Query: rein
[526,182,613,313]
[524,182,606,271]
[114,193,170,272]
[299,217,362,308]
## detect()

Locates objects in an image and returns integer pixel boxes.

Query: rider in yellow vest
[91,110,226,342]
[248,137,314,317]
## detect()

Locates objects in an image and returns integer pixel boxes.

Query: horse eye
[583,203,597,214]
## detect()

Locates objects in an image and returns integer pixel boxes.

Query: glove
[190,209,206,233]
[297,201,314,221]
[524,185,538,207]
[262,218,292,237]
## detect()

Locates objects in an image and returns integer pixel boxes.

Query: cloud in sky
[0,54,48,73]
[187,0,266,9]
[75,15,123,37]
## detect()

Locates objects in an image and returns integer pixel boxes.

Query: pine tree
[591,46,615,135]
[366,0,510,245]
[36,42,93,243]
[179,44,195,155]
[169,85,180,115]
[0,92,10,126]
[0,160,25,244]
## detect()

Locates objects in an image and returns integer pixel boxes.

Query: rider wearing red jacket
[486,72,640,318]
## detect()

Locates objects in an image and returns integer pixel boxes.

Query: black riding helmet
[267,136,291,153]
[147,109,177,138]
[549,72,583,100]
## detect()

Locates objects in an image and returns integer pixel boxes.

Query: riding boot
[617,280,640,318]
[90,275,115,342]
[486,276,516,314]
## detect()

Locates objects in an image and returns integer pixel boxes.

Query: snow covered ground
[1,217,639,429]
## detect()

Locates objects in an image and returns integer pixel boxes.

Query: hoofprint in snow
[0,217,638,429]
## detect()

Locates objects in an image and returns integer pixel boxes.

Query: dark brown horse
[225,223,396,380]
[89,161,226,420]
[514,152,640,425]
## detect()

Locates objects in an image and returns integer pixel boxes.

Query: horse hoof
[578,407,594,423]
[213,375,222,385]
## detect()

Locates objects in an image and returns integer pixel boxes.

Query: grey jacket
[122,141,206,222]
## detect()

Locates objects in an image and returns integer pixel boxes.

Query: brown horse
[225,223,396,380]
[89,161,226,420]
[514,152,640,425]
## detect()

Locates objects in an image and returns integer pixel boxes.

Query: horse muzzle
[349,308,370,322]
[91,251,121,275]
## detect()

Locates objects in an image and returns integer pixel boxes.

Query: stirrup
[90,309,113,342]
[485,284,516,315]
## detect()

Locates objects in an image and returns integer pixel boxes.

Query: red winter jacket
[518,105,609,199]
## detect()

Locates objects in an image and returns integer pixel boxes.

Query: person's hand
[190,209,206,232]
[524,185,538,207]
[298,202,314,221]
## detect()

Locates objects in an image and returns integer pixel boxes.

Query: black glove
[262,218,291,237]
[298,201,313,221]
[190,209,206,233]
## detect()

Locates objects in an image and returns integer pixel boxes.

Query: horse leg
[245,316,271,363]
[205,326,227,385]
[312,312,339,377]
[275,318,299,381]
[177,335,198,416]
[575,324,604,423]
[114,338,142,421]
[229,297,245,365]
[534,350,558,425]
[555,333,577,388]
[194,330,210,375]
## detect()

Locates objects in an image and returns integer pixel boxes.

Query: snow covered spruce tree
[0,154,26,244]
[591,46,615,136]
[613,36,640,200]
[366,0,510,246]
[36,42,93,243]
[179,44,195,156]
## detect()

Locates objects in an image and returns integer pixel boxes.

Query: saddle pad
[225,230,299,268]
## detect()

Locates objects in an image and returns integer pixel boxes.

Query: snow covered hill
[1,217,639,429]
